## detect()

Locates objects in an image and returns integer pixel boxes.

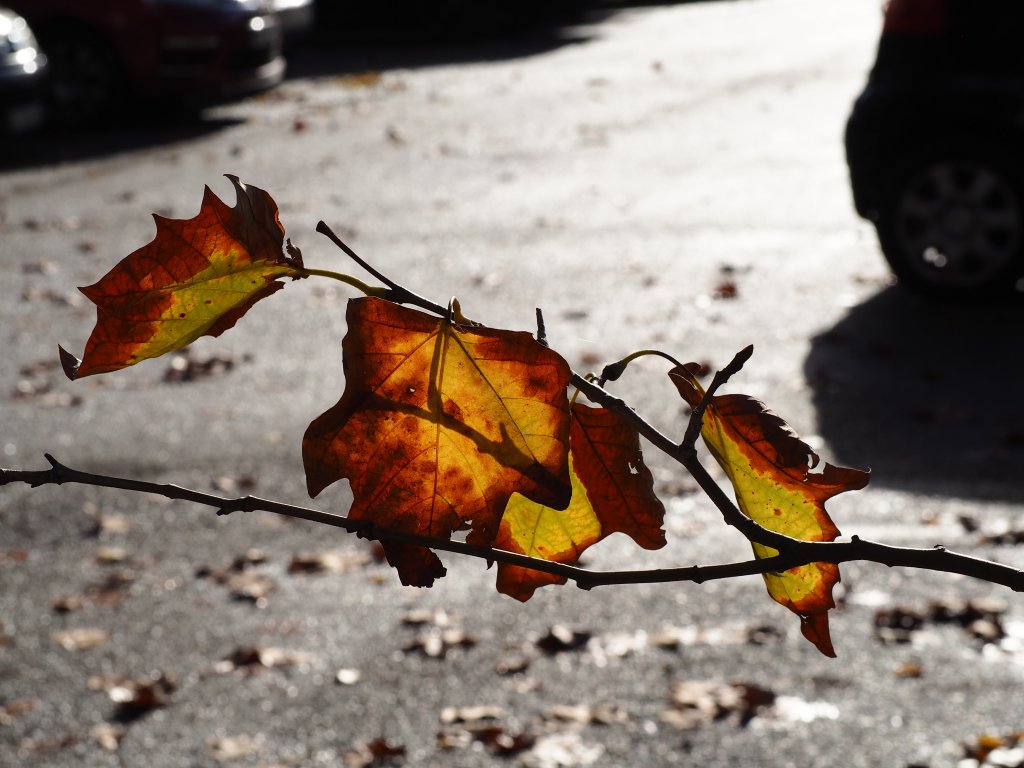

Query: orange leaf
[670,365,868,657]
[302,297,572,587]
[64,176,303,378]
[493,403,666,600]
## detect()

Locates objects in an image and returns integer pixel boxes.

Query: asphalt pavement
[3,1,1024,767]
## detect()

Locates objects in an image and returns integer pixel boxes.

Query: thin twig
[2,457,1021,592]
[570,370,793,552]
[315,221,448,316]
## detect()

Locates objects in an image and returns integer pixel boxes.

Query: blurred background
[3,1,1024,767]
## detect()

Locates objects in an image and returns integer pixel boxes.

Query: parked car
[845,0,1024,298]
[3,0,306,126]
[0,5,47,134]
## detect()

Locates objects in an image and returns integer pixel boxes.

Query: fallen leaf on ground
[94,546,130,565]
[536,625,591,654]
[163,351,247,383]
[92,724,124,752]
[51,570,136,613]
[208,734,263,762]
[520,732,604,768]
[440,705,506,724]
[52,627,110,651]
[400,608,453,627]
[647,623,782,650]
[344,737,406,767]
[0,699,35,725]
[288,550,371,575]
[196,553,274,606]
[662,680,777,730]
[106,671,176,722]
[215,646,318,675]
[403,627,476,658]
[546,704,629,726]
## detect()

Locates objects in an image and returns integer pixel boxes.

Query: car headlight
[0,12,40,57]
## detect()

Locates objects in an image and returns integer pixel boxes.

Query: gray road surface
[2,2,1024,766]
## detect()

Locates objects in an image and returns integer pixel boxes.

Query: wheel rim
[893,160,1021,290]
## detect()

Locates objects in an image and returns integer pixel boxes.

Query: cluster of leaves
[57,176,871,656]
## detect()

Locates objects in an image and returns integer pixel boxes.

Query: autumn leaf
[493,403,666,600]
[669,365,868,657]
[302,297,572,587]
[63,176,303,378]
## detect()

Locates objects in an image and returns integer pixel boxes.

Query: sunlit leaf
[303,297,572,587]
[63,176,303,378]
[670,365,868,656]
[493,403,666,600]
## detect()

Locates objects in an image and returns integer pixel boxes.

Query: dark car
[0,5,47,134]
[3,0,294,126]
[846,0,1024,297]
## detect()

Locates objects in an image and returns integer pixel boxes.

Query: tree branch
[2,457,1021,592]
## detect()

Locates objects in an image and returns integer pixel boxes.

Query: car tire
[875,144,1024,299]
[39,28,125,127]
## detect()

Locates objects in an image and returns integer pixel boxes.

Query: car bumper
[152,10,285,104]
[0,62,48,134]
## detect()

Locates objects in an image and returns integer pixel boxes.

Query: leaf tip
[58,346,82,381]
[800,613,836,658]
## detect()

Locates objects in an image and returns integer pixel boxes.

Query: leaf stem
[599,349,687,385]
[295,267,384,297]
[315,221,448,316]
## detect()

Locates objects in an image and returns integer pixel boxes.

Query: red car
[4,0,290,125]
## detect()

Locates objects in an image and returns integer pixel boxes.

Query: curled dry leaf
[670,364,869,657]
[63,176,303,379]
[303,296,572,587]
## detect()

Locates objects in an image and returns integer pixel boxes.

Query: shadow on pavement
[805,286,1024,503]
[0,115,245,173]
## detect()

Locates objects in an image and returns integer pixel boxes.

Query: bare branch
[3,457,1021,592]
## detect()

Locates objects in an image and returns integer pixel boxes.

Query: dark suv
[845,0,1024,297]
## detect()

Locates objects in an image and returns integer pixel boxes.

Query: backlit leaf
[493,403,666,600]
[64,176,303,378]
[302,297,572,587]
[669,365,868,656]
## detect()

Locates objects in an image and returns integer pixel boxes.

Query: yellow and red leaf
[64,176,303,378]
[302,297,573,587]
[493,403,666,601]
[670,365,868,657]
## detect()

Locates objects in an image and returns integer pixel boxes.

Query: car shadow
[0,115,245,173]
[805,286,1024,503]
